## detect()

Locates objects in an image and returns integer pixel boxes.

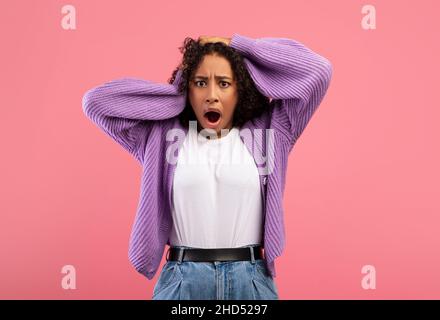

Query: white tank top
[169,124,264,248]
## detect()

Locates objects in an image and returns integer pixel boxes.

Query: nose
[205,82,219,104]
[206,97,219,104]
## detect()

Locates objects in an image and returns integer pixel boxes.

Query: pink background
[1,0,439,299]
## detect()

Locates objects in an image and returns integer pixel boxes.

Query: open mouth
[203,110,221,125]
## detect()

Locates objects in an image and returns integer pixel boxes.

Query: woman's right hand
[198,35,231,46]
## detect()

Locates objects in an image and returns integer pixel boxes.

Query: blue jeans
[152,245,279,300]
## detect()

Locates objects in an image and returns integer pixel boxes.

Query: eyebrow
[193,75,233,80]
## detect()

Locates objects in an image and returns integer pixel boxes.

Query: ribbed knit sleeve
[229,34,333,147]
[82,70,186,163]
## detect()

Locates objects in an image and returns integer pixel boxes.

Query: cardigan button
[263,176,267,185]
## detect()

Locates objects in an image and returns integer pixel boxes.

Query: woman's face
[188,53,238,137]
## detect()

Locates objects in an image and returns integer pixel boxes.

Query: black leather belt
[166,245,265,262]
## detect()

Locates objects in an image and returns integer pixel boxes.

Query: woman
[82,34,333,300]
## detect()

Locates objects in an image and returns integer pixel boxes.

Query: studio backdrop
[1,0,439,299]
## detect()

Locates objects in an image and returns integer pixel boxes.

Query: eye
[194,80,206,87]
[194,80,230,88]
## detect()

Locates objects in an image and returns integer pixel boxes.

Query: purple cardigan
[82,33,332,279]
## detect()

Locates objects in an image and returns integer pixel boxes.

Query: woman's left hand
[198,36,231,46]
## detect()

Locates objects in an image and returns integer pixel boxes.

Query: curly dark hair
[168,37,270,130]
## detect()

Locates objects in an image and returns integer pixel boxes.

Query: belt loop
[249,246,255,264]
[166,247,171,262]
[177,248,184,264]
